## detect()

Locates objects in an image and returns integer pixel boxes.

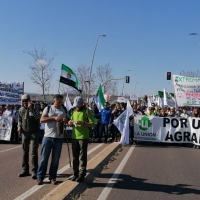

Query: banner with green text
[134,115,200,145]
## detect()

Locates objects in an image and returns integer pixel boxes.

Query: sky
[1,0,200,98]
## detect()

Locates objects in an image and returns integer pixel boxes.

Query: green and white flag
[157,91,164,108]
[163,89,177,108]
[113,109,130,144]
[93,85,106,112]
[158,90,176,108]
[60,64,81,92]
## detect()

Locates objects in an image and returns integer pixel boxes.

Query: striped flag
[59,64,82,92]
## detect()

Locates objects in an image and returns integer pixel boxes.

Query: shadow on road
[92,174,200,195]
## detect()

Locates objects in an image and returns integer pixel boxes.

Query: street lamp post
[140,88,143,97]
[87,34,106,102]
[84,80,90,102]
[134,82,139,95]
[189,33,200,47]
[121,69,131,96]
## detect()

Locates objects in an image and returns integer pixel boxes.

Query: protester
[68,96,95,182]
[37,94,69,185]
[39,102,47,142]
[95,101,112,143]
[112,102,123,142]
[12,105,19,143]
[180,108,189,118]
[18,94,40,179]
[157,108,167,117]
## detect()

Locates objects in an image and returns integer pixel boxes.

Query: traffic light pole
[101,78,126,93]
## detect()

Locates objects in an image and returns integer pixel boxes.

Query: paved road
[0,141,107,200]
[1,142,200,200]
[80,143,200,200]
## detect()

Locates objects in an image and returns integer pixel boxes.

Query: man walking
[37,94,69,185]
[68,96,95,182]
[18,94,40,179]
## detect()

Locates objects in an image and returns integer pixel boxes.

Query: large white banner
[172,75,200,107]
[134,115,200,145]
[0,116,12,141]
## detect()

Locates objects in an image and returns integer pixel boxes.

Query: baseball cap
[73,96,84,107]
[21,94,30,100]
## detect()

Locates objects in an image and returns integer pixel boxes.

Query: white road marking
[14,143,104,200]
[97,145,136,200]
[0,145,21,153]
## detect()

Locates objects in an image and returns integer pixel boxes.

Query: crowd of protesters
[86,99,200,146]
[0,101,48,144]
[2,95,200,185]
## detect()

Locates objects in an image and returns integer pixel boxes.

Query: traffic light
[167,72,171,80]
[126,76,130,83]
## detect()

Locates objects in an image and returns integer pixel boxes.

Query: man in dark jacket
[18,94,40,179]
[95,102,112,143]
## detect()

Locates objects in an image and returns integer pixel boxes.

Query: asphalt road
[80,143,200,200]
[1,142,200,200]
[0,141,107,200]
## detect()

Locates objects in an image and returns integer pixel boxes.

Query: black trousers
[71,139,88,177]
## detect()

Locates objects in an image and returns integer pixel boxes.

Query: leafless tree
[58,82,80,96]
[75,65,97,100]
[180,70,200,77]
[24,48,56,101]
[96,63,118,95]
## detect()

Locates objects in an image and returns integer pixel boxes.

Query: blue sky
[1,0,200,97]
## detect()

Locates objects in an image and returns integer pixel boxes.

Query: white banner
[0,116,12,141]
[130,94,138,101]
[0,82,24,94]
[117,96,127,103]
[134,115,200,145]
[0,82,23,105]
[172,75,200,107]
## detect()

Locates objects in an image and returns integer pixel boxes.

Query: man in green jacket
[68,96,95,182]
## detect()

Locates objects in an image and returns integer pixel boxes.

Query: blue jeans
[37,137,63,180]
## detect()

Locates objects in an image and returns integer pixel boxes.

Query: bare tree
[75,65,97,100]
[180,70,200,77]
[96,63,118,95]
[24,48,56,101]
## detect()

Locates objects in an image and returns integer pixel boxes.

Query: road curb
[42,142,121,200]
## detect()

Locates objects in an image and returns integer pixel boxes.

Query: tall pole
[87,34,106,103]
[121,69,131,96]
[134,82,139,94]
[140,88,143,97]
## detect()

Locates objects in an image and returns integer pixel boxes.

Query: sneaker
[37,178,43,185]
[50,179,57,185]
[71,175,79,181]
[18,171,30,177]
[32,174,37,180]
[76,175,84,182]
